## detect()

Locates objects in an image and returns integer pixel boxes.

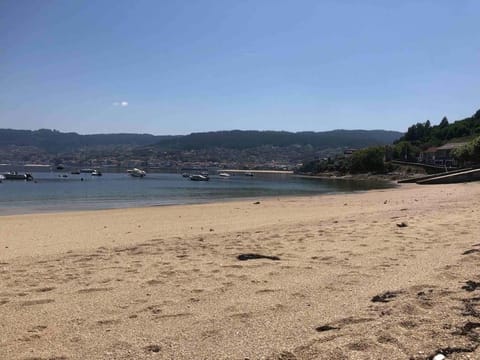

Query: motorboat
[91,170,102,176]
[244,172,254,177]
[189,174,209,181]
[218,172,231,178]
[127,168,146,177]
[80,168,95,173]
[71,170,81,175]
[2,171,34,181]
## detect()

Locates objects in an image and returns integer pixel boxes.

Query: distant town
[0,129,402,171]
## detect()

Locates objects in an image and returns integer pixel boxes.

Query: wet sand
[1,183,480,359]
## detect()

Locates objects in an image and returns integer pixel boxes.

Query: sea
[0,166,394,215]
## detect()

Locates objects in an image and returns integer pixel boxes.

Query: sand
[1,183,480,359]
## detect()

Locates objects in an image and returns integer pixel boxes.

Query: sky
[0,0,479,135]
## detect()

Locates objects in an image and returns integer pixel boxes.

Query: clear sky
[1,0,479,135]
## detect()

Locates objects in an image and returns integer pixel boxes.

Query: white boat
[218,172,231,178]
[128,168,146,177]
[91,170,102,176]
[189,174,209,181]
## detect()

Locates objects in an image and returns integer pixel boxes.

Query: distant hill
[0,128,403,154]
[0,129,177,153]
[151,129,403,151]
[0,128,403,167]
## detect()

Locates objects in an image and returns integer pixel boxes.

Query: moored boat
[189,174,209,181]
[91,170,102,176]
[2,171,34,181]
[127,168,146,177]
[218,172,231,178]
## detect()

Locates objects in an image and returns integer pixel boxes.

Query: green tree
[453,136,480,165]
[350,146,386,174]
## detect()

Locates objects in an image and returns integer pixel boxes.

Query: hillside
[396,109,480,147]
[0,129,176,153]
[151,130,402,151]
[0,128,403,168]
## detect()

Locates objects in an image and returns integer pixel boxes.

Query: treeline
[397,109,480,147]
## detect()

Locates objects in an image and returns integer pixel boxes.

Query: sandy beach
[1,183,480,359]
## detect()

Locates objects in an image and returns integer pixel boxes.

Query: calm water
[0,170,394,215]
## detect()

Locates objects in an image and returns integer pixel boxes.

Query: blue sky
[1,0,479,135]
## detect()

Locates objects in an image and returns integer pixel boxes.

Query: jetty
[398,167,480,185]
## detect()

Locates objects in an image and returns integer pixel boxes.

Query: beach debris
[432,354,445,360]
[371,290,401,303]
[209,228,214,232]
[274,351,296,360]
[457,321,480,335]
[145,344,161,353]
[237,253,280,261]
[384,200,387,204]
[461,280,480,292]
[396,222,408,228]
[462,249,480,255]
[253,201,261,205]
[428,345,477,359]
[461,297,480,317]
[315,324,338,332]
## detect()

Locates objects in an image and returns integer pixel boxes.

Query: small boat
[91,170,102,176]
[2,171,34,181]
[218,172,231,178]
[189,174,209,181]
[80,168,95,173]
[71,170,81,175]
[244,172,254,177]
[127,168,146,177]
[182,173,190,178]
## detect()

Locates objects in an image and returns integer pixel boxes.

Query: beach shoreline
[2,183,480,359]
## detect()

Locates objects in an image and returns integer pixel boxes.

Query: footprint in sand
[21,298,55,306]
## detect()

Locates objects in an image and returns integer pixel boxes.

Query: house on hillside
[418,147,438,164]
[343,149,357,157]
[419,142,467,167]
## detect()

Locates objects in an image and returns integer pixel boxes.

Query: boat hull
[2,173,34,181]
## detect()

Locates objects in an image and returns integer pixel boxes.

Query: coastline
[2,183,480,359]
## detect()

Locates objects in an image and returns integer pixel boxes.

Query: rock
[432,354,446,360]
[237,253,280,261]
[371,290,401,303]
